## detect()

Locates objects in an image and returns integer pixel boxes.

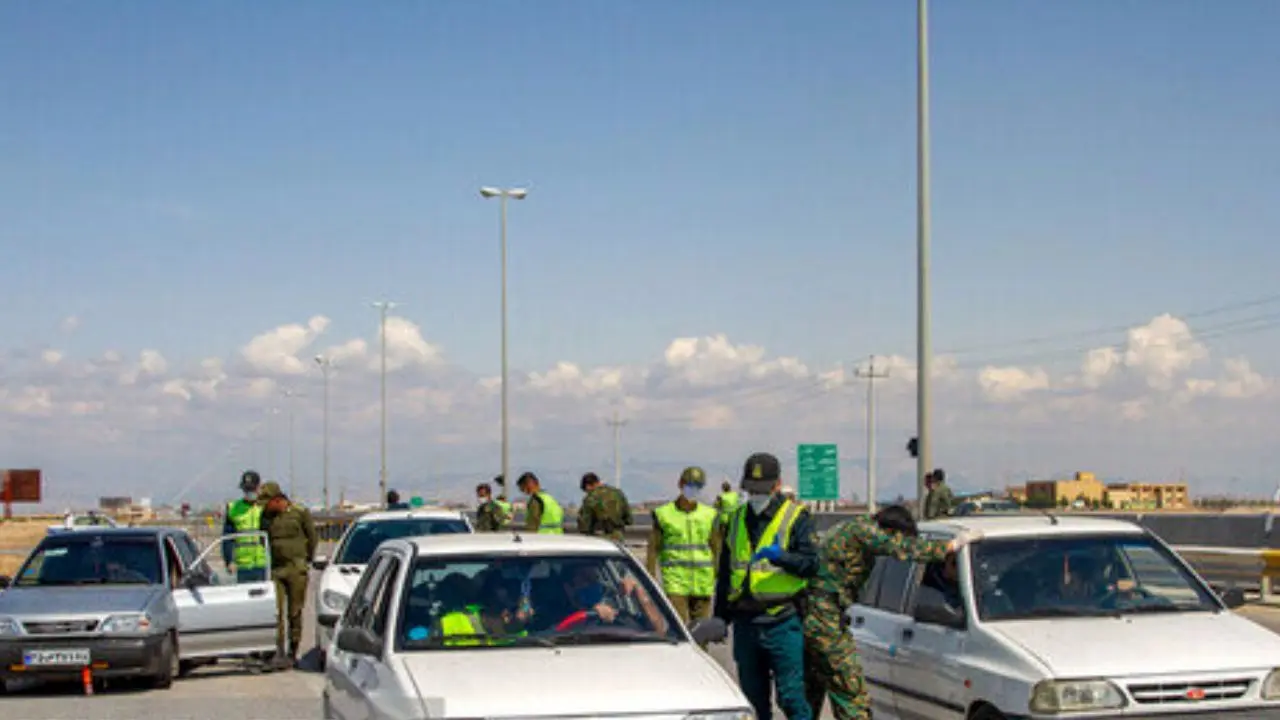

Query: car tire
[970,704,1006,720]
[177,659,198,678]
[150,633,177,690]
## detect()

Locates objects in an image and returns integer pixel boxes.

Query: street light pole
[479,186,528,492]
[314,356,332,510]
[372,301,396,507]
[282,389,298,499]
[915,0,934,518]
[856,356,890,513]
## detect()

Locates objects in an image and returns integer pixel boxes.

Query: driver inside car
[557,563,669,632]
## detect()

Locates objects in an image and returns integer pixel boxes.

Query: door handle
[901,628,914,640]
[248,588,265,597]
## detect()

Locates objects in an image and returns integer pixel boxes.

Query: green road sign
[410,496,425,508]
[797,443,839,501]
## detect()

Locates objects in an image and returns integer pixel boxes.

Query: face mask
[574,584,604,607]
[243,492,256,502]
[681,485,700,501]
[747,493,773,514]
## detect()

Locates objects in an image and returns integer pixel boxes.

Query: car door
[326,552,392,720]
[849,556,915,718]
[346,552,414,720]
[890,557,970,720]
[172,531,278,659]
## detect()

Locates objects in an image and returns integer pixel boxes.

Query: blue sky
[2,2,1279,505]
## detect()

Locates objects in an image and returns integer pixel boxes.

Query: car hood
[0,585,160,617]
[988,610,1280,677]
[318,565,363,602]
[398,643,746,717]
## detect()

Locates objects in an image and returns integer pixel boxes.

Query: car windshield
[396,553,684,650]
[15,535,161,586]
[970,534,1219,621]
[335,518,469,565]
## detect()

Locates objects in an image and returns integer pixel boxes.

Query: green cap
[257,481,284,504]
[679,466,707,486]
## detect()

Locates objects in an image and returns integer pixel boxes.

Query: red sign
[2,469,41,503]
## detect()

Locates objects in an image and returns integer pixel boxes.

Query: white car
[312,508,471,660]
[850,514,1280,719]
[321,533,751,720]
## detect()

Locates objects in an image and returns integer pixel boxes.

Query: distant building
[1025,471,1107,507]
[1105,482,1190,510]
[1005,486,1028,504]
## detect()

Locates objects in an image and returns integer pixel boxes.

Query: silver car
[0,526,278,691]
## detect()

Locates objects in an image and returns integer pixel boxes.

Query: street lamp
[371,301,396,507]
[915,0,934,517]
[314,355,332,510]
[479,186,528,494]
[282,389,300,499]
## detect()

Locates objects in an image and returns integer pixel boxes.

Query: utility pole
[856,355,890,513]
[915,0,934,518]
[606,409,628,489]
[314,355,332,510]
[266,407,279,482]
[372,301,396,507]
[282,389,300,499]
[479,187,528,494]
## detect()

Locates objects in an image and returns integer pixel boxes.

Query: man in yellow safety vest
[713,452,819,720]
[646,466,721,628]
[516,472,564,534]
[222,470,267,583]
[715,481,741,529]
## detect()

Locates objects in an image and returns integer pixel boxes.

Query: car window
[15,535,161,586]
[369,556,402,638]
[172,533,199,566]
[914,555,964,617]
[163,538,184,588]
[872,558,912,614]
[856,559,885,606]
[343,554,389,629]
[334,518,469,566]
[396,553,683,651]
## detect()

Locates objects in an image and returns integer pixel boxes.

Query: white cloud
[2,311,1276,507]
[60,316,80,333]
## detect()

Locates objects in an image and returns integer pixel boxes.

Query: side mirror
[913,595,966,629]
[312,555,329,571]
[335,626,382,657]
[1220,587,1246,610]
[689,617,728,645]
[0,575,10,590]
[318,614,339,628]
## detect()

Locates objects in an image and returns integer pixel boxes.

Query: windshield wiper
[407,633,556,649]
[546,630,678,646]
[1118,604,1198,615]
[1009,607,1117,619]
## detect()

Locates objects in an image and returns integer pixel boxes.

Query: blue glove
[752,541,783,563]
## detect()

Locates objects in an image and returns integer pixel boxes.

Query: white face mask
[681,485,700,501]
[243,491,257,502]
[747,493,773,513]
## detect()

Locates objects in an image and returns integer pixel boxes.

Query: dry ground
[0,521,48,576]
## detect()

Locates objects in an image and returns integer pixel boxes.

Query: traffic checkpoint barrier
[1169,546,1280,602]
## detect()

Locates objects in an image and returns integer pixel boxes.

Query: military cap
[257,481,284,504]
[741,452,781,493]
[679,466,707,486]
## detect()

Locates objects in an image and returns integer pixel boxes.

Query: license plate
[23,649,91,666]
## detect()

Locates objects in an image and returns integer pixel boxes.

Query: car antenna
[511,529,523,543]
[1041,510,1059,525]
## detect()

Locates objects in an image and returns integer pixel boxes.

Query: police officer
[258,481,318,670]
[646,466,720,628]
[474,482,509,532]
[223,471,267,583]
[713,452,818,720]
[577,472,633,541]
[516,472,564,534]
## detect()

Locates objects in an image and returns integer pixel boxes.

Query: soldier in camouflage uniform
[923,468,954,519]
[577,472,633,541]
[257,481,318,670]
[474,482,509,532]
[802,505,962,719]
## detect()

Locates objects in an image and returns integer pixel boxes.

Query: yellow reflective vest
[716,491,741,527]
[653,500,717,597]
[226,499,266,569]
[535,492,564,534]
[726,498,807,613]
[440,611,486,646]
[495,499,513,524]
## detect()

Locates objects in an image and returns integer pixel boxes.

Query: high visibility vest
[226,500,266,570]
[653,501,717,597]
[440,611,486,646]
[495,499,513,524]
[717,491,740,526]
[726,499,807,612]
[535,492,564,534]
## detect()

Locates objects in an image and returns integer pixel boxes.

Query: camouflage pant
[803,596,872,720]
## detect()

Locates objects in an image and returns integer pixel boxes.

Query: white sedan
[312,508,471,661]
[322,533,751,720]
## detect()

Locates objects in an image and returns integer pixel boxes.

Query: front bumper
[1010,708,1280,720]
[0,634,168,680]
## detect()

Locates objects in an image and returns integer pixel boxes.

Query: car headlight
[0,616,22,637]
[1030,679,1125,713]
[321,590,349,613]
[685,712,754,720]
[99,613,152,634]
[1263,669,1280,700]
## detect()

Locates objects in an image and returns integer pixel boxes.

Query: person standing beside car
[258,481,318,670]
[223,470,267,583]
[475,482,509,532]
[577,472,633,542]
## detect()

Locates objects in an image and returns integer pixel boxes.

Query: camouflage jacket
[475,499,508,532]
[262,503,318,570]
[578,484,633,540]
[812,516,951,610]
[924,483,955,519]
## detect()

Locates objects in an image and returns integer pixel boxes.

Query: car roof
[350,508,468,523]
[42,526,173,540]
[919,513,1146,540]
[393,532,627,558]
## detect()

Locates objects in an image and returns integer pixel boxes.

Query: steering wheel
[553,609,600,631]
[1096,584,1155,609]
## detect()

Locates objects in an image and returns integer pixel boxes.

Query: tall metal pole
[372,301,394,507]
[287,393,296,498]
[915,0,933,518]
[856,355,889,513]
[315,356,331,510]
[500,194,510,497]
[606,409,627,489]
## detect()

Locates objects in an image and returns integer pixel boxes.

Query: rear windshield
[335,518,469,565]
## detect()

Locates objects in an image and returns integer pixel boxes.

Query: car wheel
[177,659,198,678]
[150,633,177,689]
[970,704,1007,720]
